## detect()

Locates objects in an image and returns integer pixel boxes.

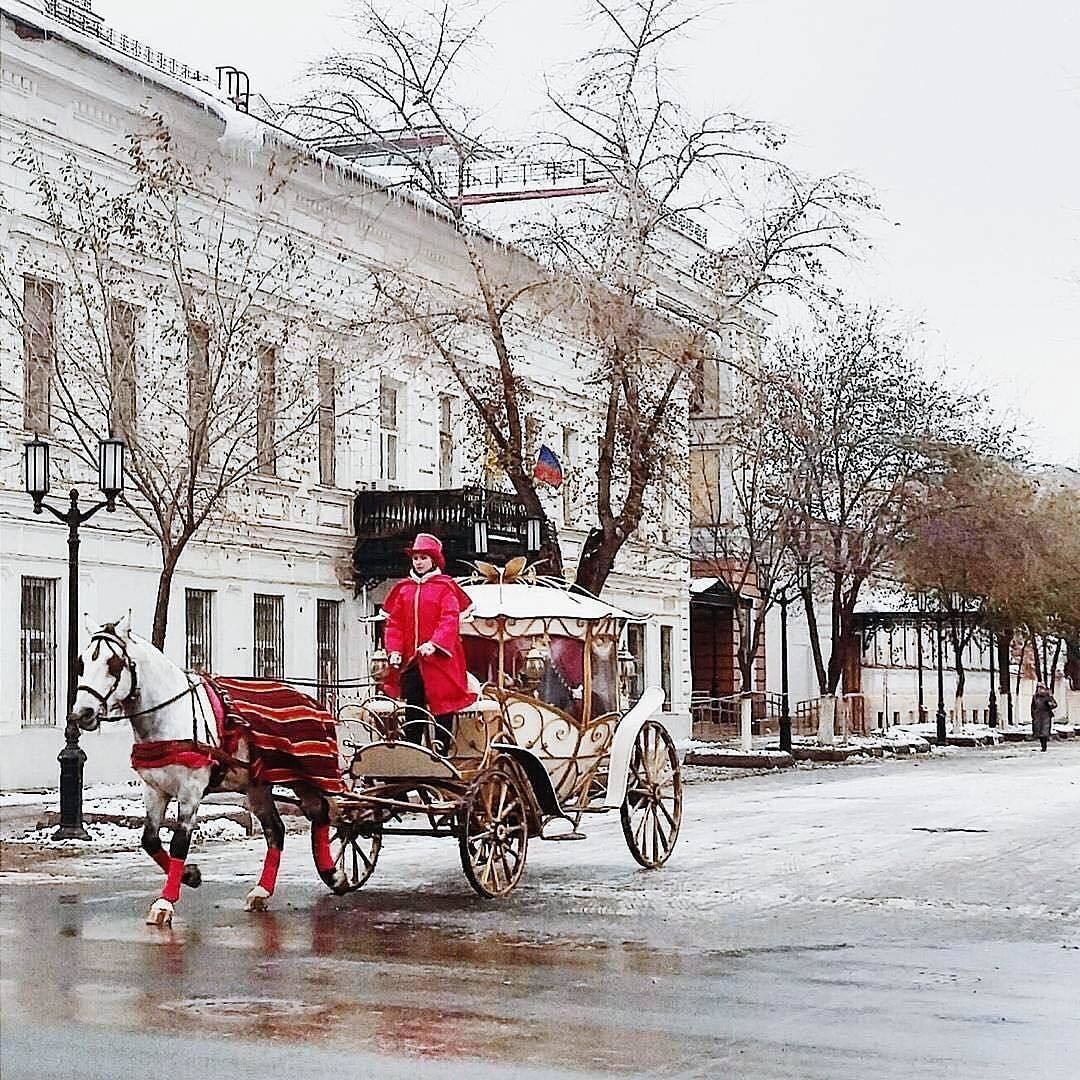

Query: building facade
[0,0,692,788]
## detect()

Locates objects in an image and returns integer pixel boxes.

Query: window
[438,394,454,488]
[257,344,276,476]
[379,380,400,483]
[21,577,57,727]
[318,357,336,487]
[253,593,284,678]
[187,321,210,466]
[562,426,577,522]
[23,277,55,433]
[185,589,214,671]
[660,624,674,712]
[625,622,646,705]
[316,599,340,713]
[109,300,138,437]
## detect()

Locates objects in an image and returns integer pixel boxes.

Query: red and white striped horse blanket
[205,677,345,795]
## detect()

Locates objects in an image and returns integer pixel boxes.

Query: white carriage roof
[462,583,632,622]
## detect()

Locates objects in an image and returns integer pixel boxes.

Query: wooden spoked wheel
[621,720,682,868]
[330,823,381,891]
[458,761,530,898]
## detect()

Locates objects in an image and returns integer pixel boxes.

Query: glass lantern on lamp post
[23,436,126,839]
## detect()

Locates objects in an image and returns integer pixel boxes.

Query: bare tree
[297,0,871,593]
[3,116,359,647]
[749,308,1014,698]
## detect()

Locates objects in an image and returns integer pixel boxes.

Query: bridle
[77,629,140,717]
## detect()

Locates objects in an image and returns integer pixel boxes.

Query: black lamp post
[778,588,792,753]
[915,592,928,724]
[987,628,998,728]
[934,603,947,746]
[24,436,125,840]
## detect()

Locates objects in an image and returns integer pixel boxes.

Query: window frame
[660,624,674,712]
[253,593,285,679]
[23,276,56,434]
[21,576,57,727]
[318,356,336,487]
[316,598,341,713]
[256,343,277,477]
[185,588,214,672]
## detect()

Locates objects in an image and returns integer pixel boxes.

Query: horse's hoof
[182,864,202,888]
[244,886,271,912]
[146,899,174,927]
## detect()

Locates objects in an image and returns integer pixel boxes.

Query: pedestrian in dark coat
[1030,683,1057,751]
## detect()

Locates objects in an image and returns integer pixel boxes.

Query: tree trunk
[151,555,179,650]
[997,630,1012,697]
[574,526,621,596]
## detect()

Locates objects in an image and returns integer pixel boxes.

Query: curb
[35,808,255,835]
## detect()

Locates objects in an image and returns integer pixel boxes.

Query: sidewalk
[684,720,1080,770]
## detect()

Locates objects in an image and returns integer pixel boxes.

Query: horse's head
[70,614,139,730]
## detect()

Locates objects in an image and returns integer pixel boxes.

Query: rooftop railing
[45,0,209,84]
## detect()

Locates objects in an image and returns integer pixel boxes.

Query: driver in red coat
[381,533,475,751]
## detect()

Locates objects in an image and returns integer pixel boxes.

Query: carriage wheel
[329,823,381,891]
[621,721,682,869]
[458,761,530,898]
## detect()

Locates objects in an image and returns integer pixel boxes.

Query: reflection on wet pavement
[0,883,702,1075]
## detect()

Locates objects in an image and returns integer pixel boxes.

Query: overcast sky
[94,0,1080,464]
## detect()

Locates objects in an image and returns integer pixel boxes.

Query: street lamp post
[935,608,948,746]
[915,592,928,724]
[987,628,998,728]
[24,437,125,840]
[778,588,792,753]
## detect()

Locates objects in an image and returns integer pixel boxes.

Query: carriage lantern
[618,648,637,693]
[522,642,548,690]
[369,647,390,683]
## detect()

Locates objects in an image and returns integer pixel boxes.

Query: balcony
[352,486,532,588]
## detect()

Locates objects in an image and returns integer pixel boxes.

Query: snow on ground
[0,780,144,809]
[7,815,250,853]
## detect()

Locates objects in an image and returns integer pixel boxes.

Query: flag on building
[532,445,564,488]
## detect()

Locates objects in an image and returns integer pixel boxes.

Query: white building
[0,0,691,788]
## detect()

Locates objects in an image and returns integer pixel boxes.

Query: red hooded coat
[380,572,476,715]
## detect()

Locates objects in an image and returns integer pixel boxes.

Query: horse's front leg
[140,785,204,887]
[244,783,285,912]
[147,772,208,927]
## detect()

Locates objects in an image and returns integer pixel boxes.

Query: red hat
[406,532,445,570]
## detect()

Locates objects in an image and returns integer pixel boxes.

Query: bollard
[740,694,753,752]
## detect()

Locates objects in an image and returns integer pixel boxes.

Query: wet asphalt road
[2,744,1079,1079]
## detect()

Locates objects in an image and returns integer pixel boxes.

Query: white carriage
[331,572,683,898]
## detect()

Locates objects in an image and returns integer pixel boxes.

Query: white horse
[70,616,349,926]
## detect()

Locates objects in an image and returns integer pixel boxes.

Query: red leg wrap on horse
[162,859,185,903]
[258,847,282,893]
[150,849,170,873]
[312,824,333,873]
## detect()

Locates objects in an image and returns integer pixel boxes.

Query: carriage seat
[349,741,460,780]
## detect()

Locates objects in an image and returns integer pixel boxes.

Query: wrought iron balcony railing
[352,486,531,588]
